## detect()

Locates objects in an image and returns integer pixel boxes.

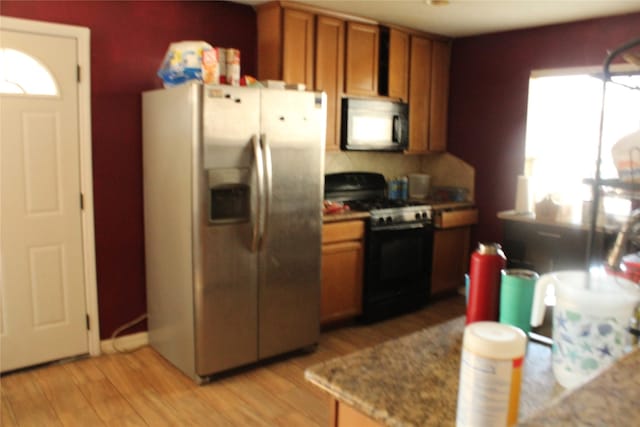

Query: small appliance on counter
[408,173,431,200]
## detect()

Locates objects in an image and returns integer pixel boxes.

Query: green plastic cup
[499,269,539,333]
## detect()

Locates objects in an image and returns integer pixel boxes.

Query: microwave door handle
[260,133,273,251]
[392,115,400,142]
[251,134,264,252]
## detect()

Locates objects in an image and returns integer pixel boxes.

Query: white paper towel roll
[514,175,531,213]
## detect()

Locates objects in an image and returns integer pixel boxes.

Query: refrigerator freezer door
[258,89,326,358]
[195,86,262,375]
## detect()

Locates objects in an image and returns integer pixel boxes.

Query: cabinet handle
[536,231,562,239]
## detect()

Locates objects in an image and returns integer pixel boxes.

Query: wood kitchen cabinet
[345,22,379,97]
[429,40,451,152]
[431,208,478,296]
[282,8,315,87]
[379,27,410,102]
[407,36,451,154]
[257,4,314,88]
[407,35,432,153]
[321,220,365,325]
[257,3,345,151]
[315,15,345,151]
[431,228,471,295]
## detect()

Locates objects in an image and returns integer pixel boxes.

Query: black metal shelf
[585,37,640,268]
[584,178,640,196]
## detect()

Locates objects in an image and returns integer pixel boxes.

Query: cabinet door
[316,15,345,152]
[431,227,470,295]
[283,8,314,87]
[321,241,364,325]
[407,35,432,154]
[388,28,409,102]
[256,2,283,81]
[429,40,451,152]
[345,22,379,96]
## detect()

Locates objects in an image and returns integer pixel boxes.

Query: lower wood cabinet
[321,220,365,325]
[431,227,471,295]
[430,208,477,296]
[330,399,382,427]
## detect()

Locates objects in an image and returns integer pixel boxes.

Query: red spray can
[466,242,507,324]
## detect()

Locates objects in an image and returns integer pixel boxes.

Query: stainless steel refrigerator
[142,83,326,382]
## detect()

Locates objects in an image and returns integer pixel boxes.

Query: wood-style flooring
[1,295,466,427]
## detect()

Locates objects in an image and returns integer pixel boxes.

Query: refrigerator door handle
[251,134,264,252]
[261,133,273,250]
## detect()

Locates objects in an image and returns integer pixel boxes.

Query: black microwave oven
[340,98,409,151]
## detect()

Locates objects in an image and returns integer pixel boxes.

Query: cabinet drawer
[434,208,478,229]
[323,220,365,244]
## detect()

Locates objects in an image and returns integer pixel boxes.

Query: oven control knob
[422,212,428,219]
[377,217,385,226]
[385,216,393,224]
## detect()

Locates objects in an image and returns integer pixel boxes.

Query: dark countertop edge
[497,210,618,233]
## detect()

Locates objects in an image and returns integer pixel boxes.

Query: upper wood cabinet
[315,15,345,151]
[387,28,410,102]
[407,35,433,154]
[256,2,451,155]
[257,4,345,152]
[407,36,451,154]
[256,3,314,88]
[282,8,315,87]
[345,22,379,97]
[429,40,451,153]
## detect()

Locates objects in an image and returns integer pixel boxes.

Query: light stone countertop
[305,316,640,426]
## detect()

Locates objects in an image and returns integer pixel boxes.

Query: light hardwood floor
[1,295,465,427]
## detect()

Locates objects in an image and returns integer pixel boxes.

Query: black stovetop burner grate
[344,198,422,212]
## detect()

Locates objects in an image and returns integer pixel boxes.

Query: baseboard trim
[100,331,149,354]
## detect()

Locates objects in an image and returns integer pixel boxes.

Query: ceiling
[233,0,640,38]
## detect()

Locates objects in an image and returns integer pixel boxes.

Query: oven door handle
[371,222,428,232]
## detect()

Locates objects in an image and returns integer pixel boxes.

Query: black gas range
[325,172,433,322]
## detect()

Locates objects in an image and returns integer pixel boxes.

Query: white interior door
[0,27,89,372]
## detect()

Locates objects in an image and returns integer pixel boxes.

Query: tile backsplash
[325,151,422,178]
[325,151,475,201]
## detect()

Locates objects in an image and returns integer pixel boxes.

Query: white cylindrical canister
[456,321,527,427]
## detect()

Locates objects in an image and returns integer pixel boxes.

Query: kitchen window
[524,66,640,223]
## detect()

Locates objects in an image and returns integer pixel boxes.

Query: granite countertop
[305,316,640,426]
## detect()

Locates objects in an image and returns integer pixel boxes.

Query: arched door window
[0,48,58,95]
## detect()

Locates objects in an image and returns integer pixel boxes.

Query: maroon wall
[448,13,640,249]
[2,0,257,338]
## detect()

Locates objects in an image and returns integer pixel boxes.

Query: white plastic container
[530,269,640,389]
[456,322,527,427]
